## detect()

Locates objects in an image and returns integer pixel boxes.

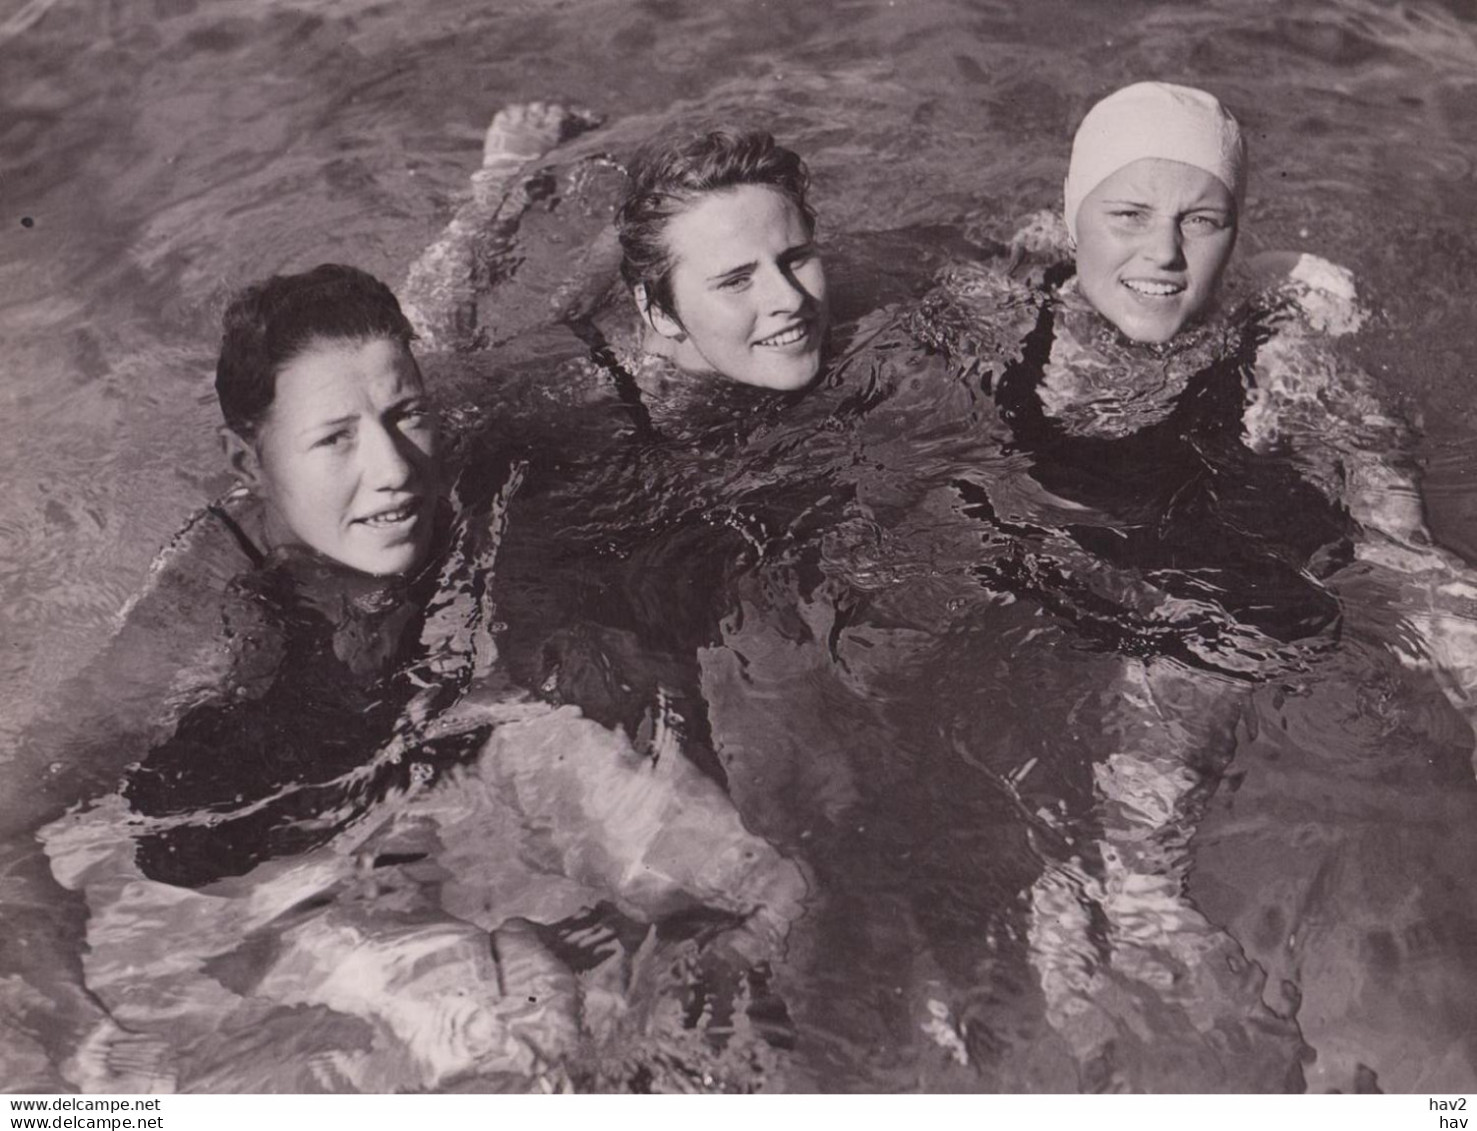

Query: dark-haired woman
[2,262,461,1088]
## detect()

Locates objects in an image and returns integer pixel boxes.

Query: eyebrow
[299,414,357,438]
[705,241,816,283]
[707,260,757,283]
[1099,196,1231,213]
[296,388,428,433]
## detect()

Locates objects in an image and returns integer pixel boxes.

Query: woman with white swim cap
[792,77,1477,1091]
[1063,81,1246,343]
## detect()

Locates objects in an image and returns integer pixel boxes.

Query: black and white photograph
[2,0,1475,1106]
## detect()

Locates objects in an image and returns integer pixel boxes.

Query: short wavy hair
[616,127,815,321]
[215,263,415,438]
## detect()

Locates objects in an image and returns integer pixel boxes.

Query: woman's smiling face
[233,335,441,576]
[1073,157,1238,343]
[646,184,828,391]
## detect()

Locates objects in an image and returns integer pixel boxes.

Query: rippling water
[3,0,1477,1094]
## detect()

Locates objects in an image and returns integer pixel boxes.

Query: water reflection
[6,0,1477,1096]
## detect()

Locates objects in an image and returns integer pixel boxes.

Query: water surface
[3,0,1477,1093]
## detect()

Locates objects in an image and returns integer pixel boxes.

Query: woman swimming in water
[1,263,459,1083]
[119,264,472,884]
[958,83,1472,707]
[417,124,851,788]
[810,80,1477,1090]
[401,117,833,424]
[1034,83,1477,1092]
[5,263,517,1086]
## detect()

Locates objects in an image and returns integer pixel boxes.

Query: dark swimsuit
[971,289,1355,672]
[121,498,492,888]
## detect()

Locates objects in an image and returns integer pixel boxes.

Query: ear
[634,284,685,342]
[220,426,264,490]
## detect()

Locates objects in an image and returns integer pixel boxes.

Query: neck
[641,323,715,377]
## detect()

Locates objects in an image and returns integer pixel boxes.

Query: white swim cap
[1063,81,1247,242]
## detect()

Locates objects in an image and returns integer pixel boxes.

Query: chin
[1119,321,1179,344]
[761,371,819,392]
[1103,306,1191,344]
[742,357,822,391]
[366,556,422,577]
[345,539,431,578]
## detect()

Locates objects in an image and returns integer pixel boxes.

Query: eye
[1184,213,1229,232]
[715,272,752,292]
[396,405,434,432]
[313,428,352,450]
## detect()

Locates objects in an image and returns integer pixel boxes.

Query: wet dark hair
[615,127,815,322]
[215,263,415,438]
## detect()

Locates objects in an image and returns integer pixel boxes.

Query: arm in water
[398,102,610,353]
[1239,250,1421,539]
[1242,251,1477,741]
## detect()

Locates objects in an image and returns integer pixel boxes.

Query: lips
[754,321,814,349]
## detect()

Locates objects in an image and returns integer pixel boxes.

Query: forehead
[665,185,809,269]
[267,336,422,426]
[1087,158,1235,210]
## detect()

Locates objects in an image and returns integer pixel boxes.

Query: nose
[360,420,417,491]
[1143,217,1187,270]
[757,263,807,315]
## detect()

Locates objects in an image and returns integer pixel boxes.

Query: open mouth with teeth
[1123,279,1186,298]
[754,323,813,349]
[356,501,421,531]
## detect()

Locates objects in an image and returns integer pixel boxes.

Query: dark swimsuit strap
[568,317,659,442]
[991,290,1059,446]
[207,500,268,569]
